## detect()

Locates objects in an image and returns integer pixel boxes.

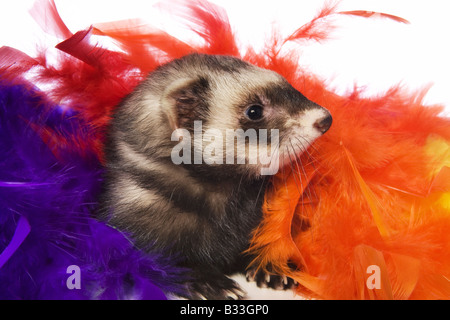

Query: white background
[1,0,450,111]
[1,0,449,299]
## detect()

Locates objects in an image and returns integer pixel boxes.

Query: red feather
[285,1,341,43]
[93,20,193,72]
[340,10,410,24]
[30,0,72,39]
[156,0,240,56]
[0,46,39,79]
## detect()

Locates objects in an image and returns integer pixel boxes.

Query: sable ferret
[99,53,332,299]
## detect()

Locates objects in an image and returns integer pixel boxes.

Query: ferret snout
[314,113,333,134]
[294,107,332,136]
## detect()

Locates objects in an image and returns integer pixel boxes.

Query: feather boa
[1,0,449,299]
[0,54,184,300]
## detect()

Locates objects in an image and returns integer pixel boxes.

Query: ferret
[98,53,332,299]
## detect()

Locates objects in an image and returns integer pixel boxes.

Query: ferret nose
[314,114,333,134]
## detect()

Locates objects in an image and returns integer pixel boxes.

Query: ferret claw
[265,272,271,284]
[246,267,297,290]
[226,287,246,300]
[282,275,288,286]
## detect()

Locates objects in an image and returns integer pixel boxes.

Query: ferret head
[145,54,332,178]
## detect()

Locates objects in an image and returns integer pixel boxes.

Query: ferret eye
[245,105,264,121]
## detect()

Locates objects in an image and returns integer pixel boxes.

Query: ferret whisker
[237,172,245,194]
[249,136,281,209]
[169,188,176,202]
[282,151,292,208]
[266,138,282,167]
[294,136,317,163]
[295,137,318,174]
[295,139,320,242]
[297,136,320,163]
[286,141,305,196]
[288,140,307,217]
[294,139,319,213]
[253,174,268,210]
[289,141,310,232]
[288,139,303,176]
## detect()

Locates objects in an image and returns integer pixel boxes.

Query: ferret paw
[223,286,246,300]
[246,267,297,290]
[190,275,247,300]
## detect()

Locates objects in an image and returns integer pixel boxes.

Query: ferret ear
[160,76,210,131]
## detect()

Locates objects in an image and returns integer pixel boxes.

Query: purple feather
[0,76,187,300]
